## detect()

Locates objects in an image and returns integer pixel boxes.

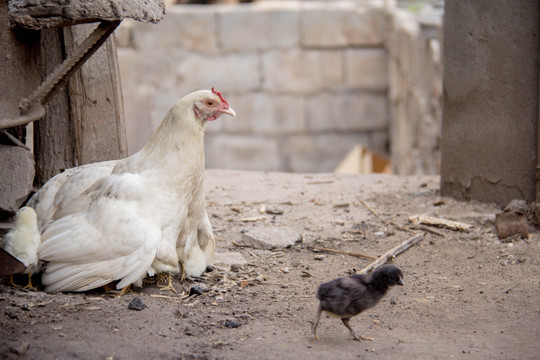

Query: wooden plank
[34,24,128,186]
[0,248,25,276]
[34,27,76,186]
[8,0,165,30]
[65,23,128,165]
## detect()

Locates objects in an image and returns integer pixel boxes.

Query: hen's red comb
[212,87,229,107]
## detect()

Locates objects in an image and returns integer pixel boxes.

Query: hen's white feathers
[4,89,234,292]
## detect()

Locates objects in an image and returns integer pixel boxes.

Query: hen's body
[313,265,404,341]
[4,89,235,293]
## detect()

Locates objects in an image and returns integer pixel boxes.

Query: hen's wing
[28,160,117,229]
[38,173,160,293]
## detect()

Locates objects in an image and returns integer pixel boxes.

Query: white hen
[3,88,235,293]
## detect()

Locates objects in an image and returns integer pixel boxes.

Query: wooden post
[34,27,76,186]
[65,24,128,166]
[33,25,128,186]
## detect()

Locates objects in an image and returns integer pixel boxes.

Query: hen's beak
[398,276,405,286]
[220,106,236,117]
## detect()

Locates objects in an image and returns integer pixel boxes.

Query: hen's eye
[206,100,214,106]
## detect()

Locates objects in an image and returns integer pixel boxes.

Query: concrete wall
[386,4,442,175]
[440,0,539,206]
[117,0,443,173]
[117,1,389,172]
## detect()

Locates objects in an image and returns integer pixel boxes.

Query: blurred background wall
[116,0,443,174]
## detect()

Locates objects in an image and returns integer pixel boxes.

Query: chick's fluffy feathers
[313,265,404,341]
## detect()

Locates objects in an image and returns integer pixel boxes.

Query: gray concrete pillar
[440,0,539,206]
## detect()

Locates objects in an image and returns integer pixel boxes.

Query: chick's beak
[220,106,236,117]
[398,276,405,286]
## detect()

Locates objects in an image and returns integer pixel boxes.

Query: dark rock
[189,284,207,296]
[495,212,528,241]
[128,297,146,311]
[224,319,240,328]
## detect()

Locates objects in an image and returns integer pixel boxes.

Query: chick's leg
[24,274,38,291]
[10,275,21,288]
[341,318,373,342]
[10,274,38,291]
[312,305,323,340]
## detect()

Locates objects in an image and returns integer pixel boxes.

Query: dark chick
[312,265,404,341]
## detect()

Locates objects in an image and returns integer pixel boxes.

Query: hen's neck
[121,105,206,173]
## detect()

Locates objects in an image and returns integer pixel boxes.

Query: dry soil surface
[1,170,539,360]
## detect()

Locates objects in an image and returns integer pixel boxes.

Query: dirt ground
[1,169,539,360]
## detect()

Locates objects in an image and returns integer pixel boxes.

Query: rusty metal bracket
[0,20,120,130]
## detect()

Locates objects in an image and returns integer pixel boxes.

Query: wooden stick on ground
[409,215,472,232]
[358,233,425,274]
[356,197,380,217]
[308,246,377,260]
[408,224,446,237]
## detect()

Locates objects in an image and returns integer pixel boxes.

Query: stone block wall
[386,3,443,175]
[117,0,442,174]
[117,1,389,172]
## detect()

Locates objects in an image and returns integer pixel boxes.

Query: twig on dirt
[214,235,229,242]
[355,198,414,235]
[238,216,267,222]
[408,224,446,237]
[308,245,377,260]
[230,240,251,248]
[150,294,190,303]
[409,215,472,232]
[358,233,425,274]
[356,197,380,217]
[388,220,416,234]
[306,180,334,185]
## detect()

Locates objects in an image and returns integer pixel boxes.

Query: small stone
[128,297,146,311]
[189,284,207,296]
[265,205,284,215]
[224,319,241,328]
[230,263,244,272]
[10,342,29,356]
[495,212,528,241]
[214,252,248,269]
[314,255,326,261]
[238,227,301,250]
